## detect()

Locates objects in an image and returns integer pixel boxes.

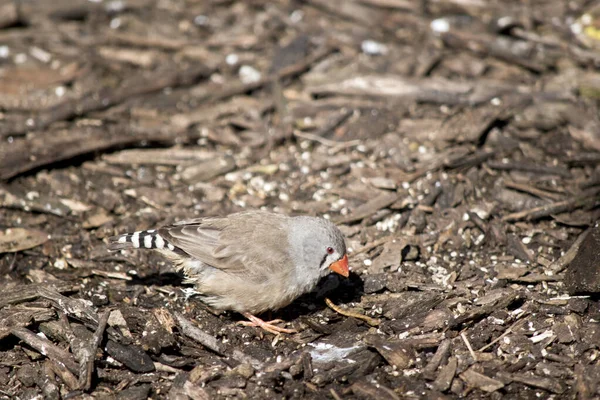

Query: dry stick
[496,371,565,394]
[11,327,79,375]
[330,389,343,400]
[488,161,571,178]
[79,311,110,391]
[356,0,416,9]
[58,310,101,390]
[174,312,263,368]
[504,180,565,201]
[502,189,600,222]
[350,236,395,258]
[460,332,478,362]
[173,312,225,356]
[324,298,380,327]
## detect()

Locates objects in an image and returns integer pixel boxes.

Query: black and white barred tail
[108,230,176,252]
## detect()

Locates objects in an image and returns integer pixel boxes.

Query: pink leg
[238,312,297,334]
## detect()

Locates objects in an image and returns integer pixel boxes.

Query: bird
[107,210,349,334]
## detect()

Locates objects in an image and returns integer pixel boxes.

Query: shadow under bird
[108,210,349,334]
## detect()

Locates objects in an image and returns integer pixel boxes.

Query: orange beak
[329,254,349,277]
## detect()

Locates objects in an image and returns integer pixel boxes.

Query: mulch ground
[1,0,600,399]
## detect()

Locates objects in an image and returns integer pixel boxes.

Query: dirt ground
[1,0,600,398]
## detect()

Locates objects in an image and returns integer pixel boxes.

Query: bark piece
[0,228,49,254]
[565,223,600,294]
[459,368,504,392]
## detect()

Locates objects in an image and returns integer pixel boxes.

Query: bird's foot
[239,313,296,334]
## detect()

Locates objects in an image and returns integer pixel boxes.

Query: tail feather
[107,229,175,251]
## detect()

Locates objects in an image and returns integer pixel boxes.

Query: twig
[350,236,394,258]
[325,298,380,326]
[8,252,17,272]
[79,311,110,391]
[330,389,343,400]
[460,331,477,362]
[488,161,570,178]
[504,180,564,201]
[174,312,225,356]
[293,130,361,148]
[502,189,600,222]
[11,327,80,375]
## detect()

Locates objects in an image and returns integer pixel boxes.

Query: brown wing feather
[158,211,291,277]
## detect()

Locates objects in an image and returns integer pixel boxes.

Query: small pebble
[361,40,388,55]
[239,65,261,84]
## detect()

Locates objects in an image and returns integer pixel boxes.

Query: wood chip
[432,357,457,392]
[364,336,415,369]
[496,371,565,394]
[180,156,236,183]
[351,380,400,400]
[0,306,55,340]
[335,191,399,224]
[460,368,505,392]
[0,282,77,308]
[0,228,49,253]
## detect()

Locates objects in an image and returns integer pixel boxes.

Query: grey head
[287,216,349,291]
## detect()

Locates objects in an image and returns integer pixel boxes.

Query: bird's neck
[287,221,326,294]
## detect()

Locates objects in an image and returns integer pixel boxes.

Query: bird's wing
[158,211,291,277]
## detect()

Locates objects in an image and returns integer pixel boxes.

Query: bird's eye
[326,247,334,254]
